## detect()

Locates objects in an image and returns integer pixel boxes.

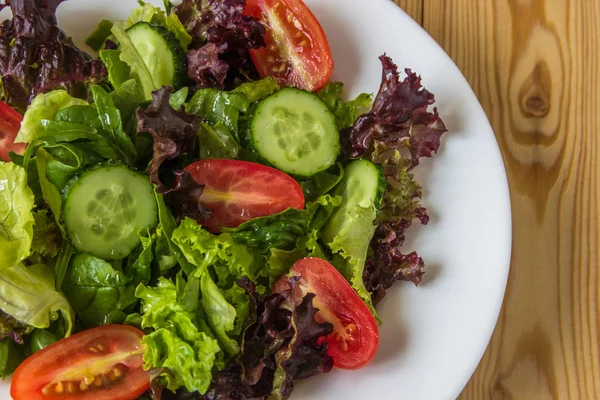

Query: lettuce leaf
[15,90,89,144]
[27,210,62,265]
[0,263,74,336]
[317,82,372,130]
[136,87,200,192]
[137,277,220,394]
[0,162,35,270]
[111,22,157,100]
[174,0,266,88]
[0,0,105,112]
[200,273,239,355]
[85,20,114,51]
[341,55,447,167]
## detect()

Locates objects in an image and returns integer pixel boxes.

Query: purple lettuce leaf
[162,278,332,400]
[0,0,106,112]
[341,55,447,169]
[343,56,448,305]
[136,86,200,193]
[0,310,32,344]
[164,170,212,222]
[174,0,265,88]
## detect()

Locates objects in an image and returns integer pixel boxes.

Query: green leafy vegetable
[85,20,114,51]
[35,149,64,224]
[200,273,239,355]
[228,195,341,252]
[172,219,264,287]
[136,277,220,394]
[299,163,344,203]
[0,339,25,379]
[198,121,239,160]
[100,50,133,89]
[0,263,74,336]
[111,22,156,100]
[231,77,280,103]
[169,87,189,110]
[28,210,62,264]
[15,90,89,144]
[0,162,35,270]
[62,254,138,328]
[90,85,137,161]
[317,82,372,130]
[186,88,249,142]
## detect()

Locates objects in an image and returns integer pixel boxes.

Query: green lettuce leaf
[35,148,64,224]
[317,82,372,130]
[231,77,280,103]
[15,90,89,144]
[85,20,114,51]
[100,49,133,89]
[0,263,74,335]
[62,254,138,328]
[136,277,220,394]
[266,230,328,287]
[27,210,62,264]
[299,163,344,203]
[172,218,264,288]
[200,273,239,355]
[0,162,35,269]
[111,22,157,100]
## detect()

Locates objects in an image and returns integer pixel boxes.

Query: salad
[0,0,448,399]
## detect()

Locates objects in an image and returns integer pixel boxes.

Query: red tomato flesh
[11,325,149,400]
[0,101,27,162]
[274,257,379,369]
[185,159,305,231]
[245,0,334,92]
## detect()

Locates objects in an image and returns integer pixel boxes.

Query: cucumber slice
[124,22,187,89]
[321,159,385,245]
[250,87,340,177]
[62,164,158,260]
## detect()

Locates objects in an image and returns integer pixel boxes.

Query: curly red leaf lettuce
[136,86,200,192]
[0,0,106,112]
[341,55,447,168]
[174,0,266,88]
[162,278,333,400]
[344,56,448,305]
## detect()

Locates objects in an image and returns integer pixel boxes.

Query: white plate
[0,0,511,399]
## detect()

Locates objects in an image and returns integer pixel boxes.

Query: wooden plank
[421,0,600,398]
[392,0,423,25]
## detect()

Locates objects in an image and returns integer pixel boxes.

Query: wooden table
[393,1,600,398]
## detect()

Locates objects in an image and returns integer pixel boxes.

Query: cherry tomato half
[245,0,334,92]
[0,101,27,162]
[185,158,305,231]
[274,257,379,369]
[11,325,149,400]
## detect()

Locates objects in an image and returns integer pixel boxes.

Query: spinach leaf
[85,20,114,51]
[62,253,138,328]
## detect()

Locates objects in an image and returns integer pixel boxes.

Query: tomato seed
[55,382,64,394]
[80,381,89,391]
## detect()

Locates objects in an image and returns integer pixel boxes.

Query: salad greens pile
[0,0,448,399]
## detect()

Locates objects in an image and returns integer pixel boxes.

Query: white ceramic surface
[0,0,512,399]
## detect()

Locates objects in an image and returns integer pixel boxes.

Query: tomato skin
[185,159,305,231]
[246,0,334,92]
[11,325,149,400]
[0,101,27,162]
[274,257,379,369]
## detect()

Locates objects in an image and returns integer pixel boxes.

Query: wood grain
[394,0,600,398]
[392,0,423,24]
